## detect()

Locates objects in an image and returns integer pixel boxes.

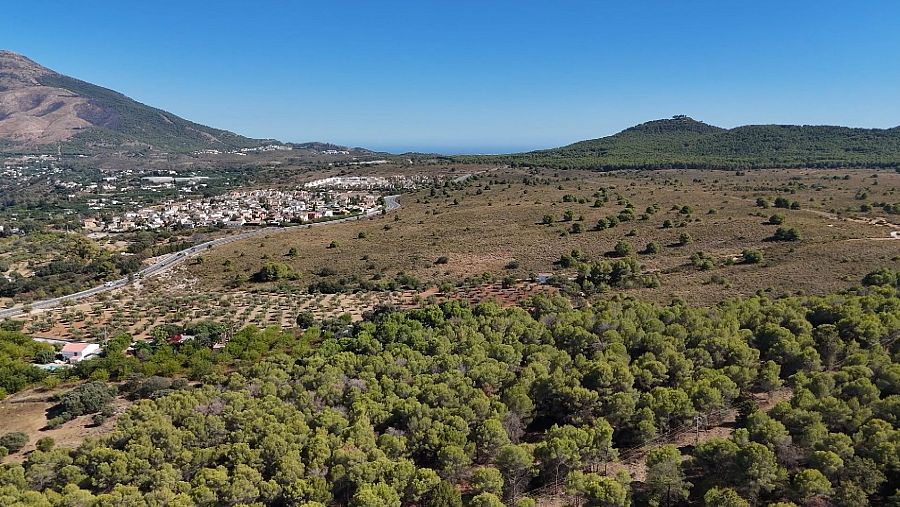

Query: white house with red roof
[60,342,101,363]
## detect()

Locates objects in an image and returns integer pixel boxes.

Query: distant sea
[368,145,546,156]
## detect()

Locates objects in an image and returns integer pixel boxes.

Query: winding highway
[0,194,401,320]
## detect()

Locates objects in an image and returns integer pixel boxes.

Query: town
[84,188,383,232]
[304,174,442,190]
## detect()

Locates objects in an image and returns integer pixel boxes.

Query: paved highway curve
[0,195,401,320]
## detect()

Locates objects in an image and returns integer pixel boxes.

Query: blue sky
[6,1,900,153]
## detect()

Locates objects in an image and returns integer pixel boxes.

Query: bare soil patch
[0,386,131,462]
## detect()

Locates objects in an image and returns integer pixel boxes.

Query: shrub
[123,375,176,400]
[470,493,504,507]
[0,432,28,453]
[742,249,764,264]
[253,263,296,282]
[427,481,462,507]
[470,467,504,496]
[770,227,801,242]
[317,266,337,277]
[35,437,54,452]
[56,381,117,421]
[296,312,316,329]
[33,349,57,364]
[0,319,24,332]
[691,252,716,271]
[46,416,66,429]
[862,269,898,287]
[435,256,450,265]
[613,240,634,257]
[768,214,785,225]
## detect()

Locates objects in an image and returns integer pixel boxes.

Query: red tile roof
[61,342,92,353]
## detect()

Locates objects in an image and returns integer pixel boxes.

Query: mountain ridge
[455,115,900,169]
[0,50,269,153]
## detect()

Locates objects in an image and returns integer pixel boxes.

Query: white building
[60,342,102,363]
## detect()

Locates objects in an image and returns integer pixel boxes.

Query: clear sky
[6,1,900,153]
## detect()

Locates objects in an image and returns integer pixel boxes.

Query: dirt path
[774,204,899,240]
[721,193,900,240]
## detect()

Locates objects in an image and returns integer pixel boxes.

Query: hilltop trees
[460,118,900,170]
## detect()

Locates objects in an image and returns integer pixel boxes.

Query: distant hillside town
[84,189,381,232]
[304,174,435,190]
[191,144,293,156]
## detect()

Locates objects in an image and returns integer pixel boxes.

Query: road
[0,195,401,320]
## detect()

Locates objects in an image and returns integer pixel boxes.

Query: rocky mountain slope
[0,51,265,153]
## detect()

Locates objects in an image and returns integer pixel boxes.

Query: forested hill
[1,270,898,505]
[457,115,900,170]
